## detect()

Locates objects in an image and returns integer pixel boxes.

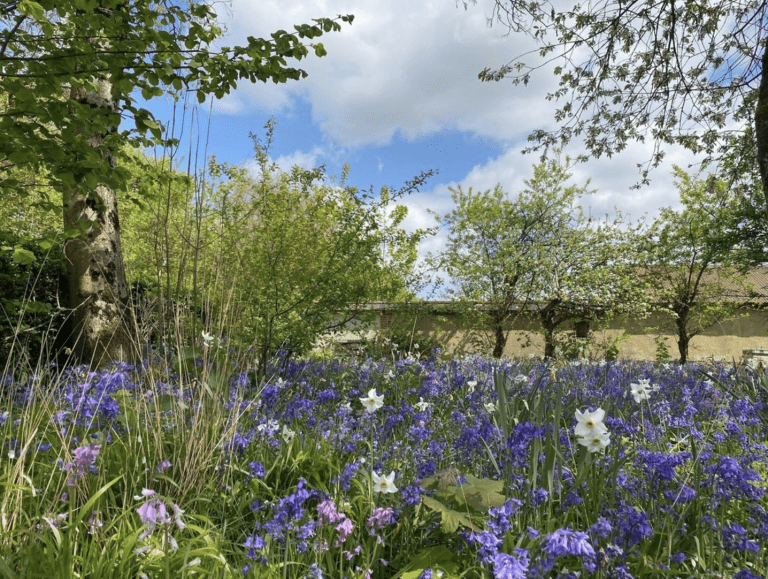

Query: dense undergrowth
[1,346,767,578]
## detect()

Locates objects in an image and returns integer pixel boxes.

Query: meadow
[1,344,767,579]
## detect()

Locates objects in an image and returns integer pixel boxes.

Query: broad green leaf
[421,495,478,533]
[12,247,36,265]
[17,0,45,19]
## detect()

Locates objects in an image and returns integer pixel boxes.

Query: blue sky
[144,0,706,291]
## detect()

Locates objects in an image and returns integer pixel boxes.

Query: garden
[1,344,767,578]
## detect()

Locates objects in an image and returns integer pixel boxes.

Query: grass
[1,342,767,579]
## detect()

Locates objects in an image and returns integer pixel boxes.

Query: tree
[436,156,584,357]
[119,125,433,376]
[470,0,768,217]
[1,0,352,367]
[215,138,431,375]
[529,208,644,359]
[437,155,644,359]
[642,166,757,363]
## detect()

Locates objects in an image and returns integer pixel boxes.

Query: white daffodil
[414,397,430,412]
[372,471,398,494]
[629,379,659,403]
[574,408,608,438]
[360,388,384,413]
[578,431,611,453]
[466,380,477,393]
[484,401,497,413]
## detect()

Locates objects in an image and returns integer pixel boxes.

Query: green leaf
[17,0,45,19]
[421,495,478,533]
[0,554,18,579]
[12,247,36,265]
[23,301,52,314]
[391,546,460,579]
[463,478,508,511]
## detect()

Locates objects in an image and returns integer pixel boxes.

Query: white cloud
[214,0,558,146]
[273,146,326,172]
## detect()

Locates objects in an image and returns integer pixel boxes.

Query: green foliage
[436,154,648,359]
[0,238,69,369]
[642,166,757,362]
[0,0,352,211]
[118,124,432,375]
[475,0,767,194]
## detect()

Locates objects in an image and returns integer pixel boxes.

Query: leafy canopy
[0,0,352,214]
[470,0,764,188]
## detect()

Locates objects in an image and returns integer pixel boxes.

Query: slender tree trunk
[755,42,768,218]
[492,310,507,358]
[540,299,561,359]
[675,311,689,364]
[543,326,557,359]
[63,78,138,368]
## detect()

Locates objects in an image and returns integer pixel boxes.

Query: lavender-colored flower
[367,507,396,531]
[492,551,529,579]
[541,527,596,558]
[317,500,342,524]
[62,443,100,485]
[335,517,354,542]
[243,534,266,559]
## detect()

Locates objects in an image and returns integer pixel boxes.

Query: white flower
[281,425,296,444]
[574,408,608,438]
[360,388,384,413]
[466,380,477,393]
[372,471,398,494]
[629,379,659,403]
[414,397,430,412]
[578,431,611,453]
[484,401,497,413]
[201,331,215,347]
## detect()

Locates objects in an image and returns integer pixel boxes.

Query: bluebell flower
[491,550,528,579]
[541,527,595,558]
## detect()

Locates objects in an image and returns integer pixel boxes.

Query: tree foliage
[436,155,645,359]
[472,0,768,212]
[641,166,758,363]
[1,0,352,366]
[120,125,432,375]
[0,0,352,209]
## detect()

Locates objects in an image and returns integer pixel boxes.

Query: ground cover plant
[1,345,767,578]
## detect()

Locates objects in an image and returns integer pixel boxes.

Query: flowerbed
[1,352,767,578]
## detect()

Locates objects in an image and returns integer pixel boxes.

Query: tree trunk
[63,185,139,368]
[543,327,557,359]
[755,42,768,219]
[62,78,138,368]
[492,310,507,358]
[675,311,689,364]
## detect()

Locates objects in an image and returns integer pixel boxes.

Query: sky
[146,0,708,293]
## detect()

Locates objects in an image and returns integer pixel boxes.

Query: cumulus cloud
[214,0,558,145]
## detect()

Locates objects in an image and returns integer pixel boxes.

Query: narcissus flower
[629,379,659,403]
[578,431,611,453]
[372,471,398,494]
[360,388,384,413]
[574,408,608,438]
